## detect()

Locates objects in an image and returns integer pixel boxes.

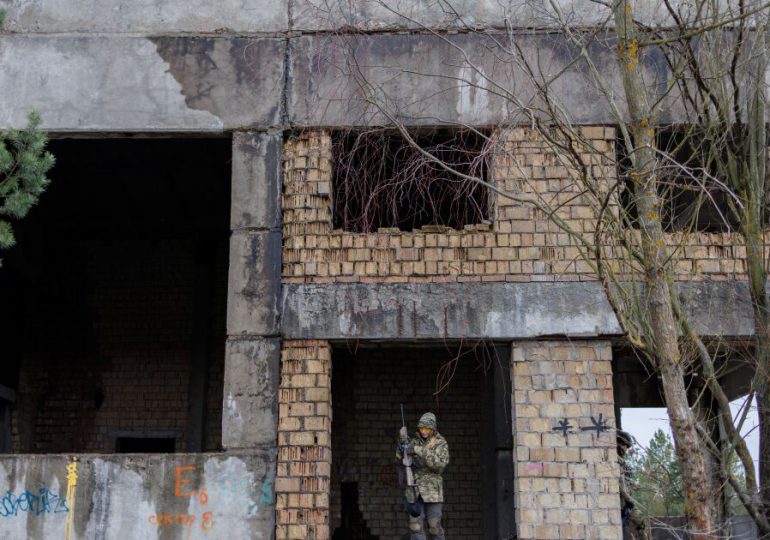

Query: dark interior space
[617,128,739,233]
[115,436,176,454]
[0,137,231,453]
[612,342,755,413]
[330,343,514,540]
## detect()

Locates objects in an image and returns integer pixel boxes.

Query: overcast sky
[621,396,759,476]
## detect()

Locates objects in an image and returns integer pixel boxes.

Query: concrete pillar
[222,131,283,450]
[511,340,621,540]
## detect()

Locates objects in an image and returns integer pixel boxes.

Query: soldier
[396,412,450,540]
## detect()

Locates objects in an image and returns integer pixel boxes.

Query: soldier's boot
[427,517,445,540]
[408,516,426,540]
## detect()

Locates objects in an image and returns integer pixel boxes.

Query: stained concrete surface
[0,0,288,33]
[282,281,623,339]
[288,32,629,126]
[0,30,763,131]
[230,132,283,232]
[1,0,708,33]
[221,338,280,450]
[0,453,276,540]
[282,281,758,340]
[0,36,284,132]
[227,231,282,337]
[293,0,730,30]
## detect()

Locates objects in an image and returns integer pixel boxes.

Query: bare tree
[301,0,770,535]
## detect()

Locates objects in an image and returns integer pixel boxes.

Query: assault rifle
[399,404,421,516]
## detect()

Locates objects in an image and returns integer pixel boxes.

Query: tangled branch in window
[332,128,491,233]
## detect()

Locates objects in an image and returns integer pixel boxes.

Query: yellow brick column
[511,340,621,540]
[276,340,332,540]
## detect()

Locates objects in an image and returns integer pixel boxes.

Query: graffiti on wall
[147,465,276,531]
[209,475,275,514]
[0,487,69,518]
[580,414,610,435]
[552,414,612,439]
[63,460,79,540]
[0,457,77,522]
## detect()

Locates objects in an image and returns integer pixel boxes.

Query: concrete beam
[292,0,688,31]
[0,453,276,540]
[2,0,740,34]
[289,32,661,126]
[282,281,623,339]
[227,231,282,337]
[282,281,759,340]
[1,31,761,132]
[0,0,289,33]
[231,132,283,232]
[0,36,284,132]
[222,338,280,451]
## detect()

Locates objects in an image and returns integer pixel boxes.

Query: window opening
[332,129,491,233]
[617,127,739,232]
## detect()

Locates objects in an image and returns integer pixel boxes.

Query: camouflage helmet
[418,412,437,430]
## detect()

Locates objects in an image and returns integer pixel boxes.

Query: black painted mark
[552,418,574,438]
[580,413,610,435]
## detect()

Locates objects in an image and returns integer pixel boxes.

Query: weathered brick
[512,340,620,540]
[276,340,333,538]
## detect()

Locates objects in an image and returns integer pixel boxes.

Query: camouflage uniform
[396,412,450,540]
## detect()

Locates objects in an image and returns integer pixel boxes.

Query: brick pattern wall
[511,340,620,540]
[281,128,608,283]
[12,238,226,453]
[282,128,759,284]
[276,340,333,540]
[330,347,482,540]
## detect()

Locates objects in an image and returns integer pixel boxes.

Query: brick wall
[12,238,226,453]
[276,340,333,540]
[511,340,620,540]
[330,346,482,540]
[281,128,606,283]
[282,128,760,284]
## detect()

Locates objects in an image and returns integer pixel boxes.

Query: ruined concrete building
[0,1,760,539]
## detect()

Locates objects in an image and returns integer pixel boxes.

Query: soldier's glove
[398,441,413,457]
[399,426,409,443]
[412,445,425,467]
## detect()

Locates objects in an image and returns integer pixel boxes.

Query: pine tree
[628,429,685,517]
[0,112,55,263]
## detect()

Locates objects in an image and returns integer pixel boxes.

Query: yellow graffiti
[63,459,78,540]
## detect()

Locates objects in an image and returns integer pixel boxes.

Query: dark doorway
[0,137,231,453]
[332,482,378,540]
[330,343,514,540]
